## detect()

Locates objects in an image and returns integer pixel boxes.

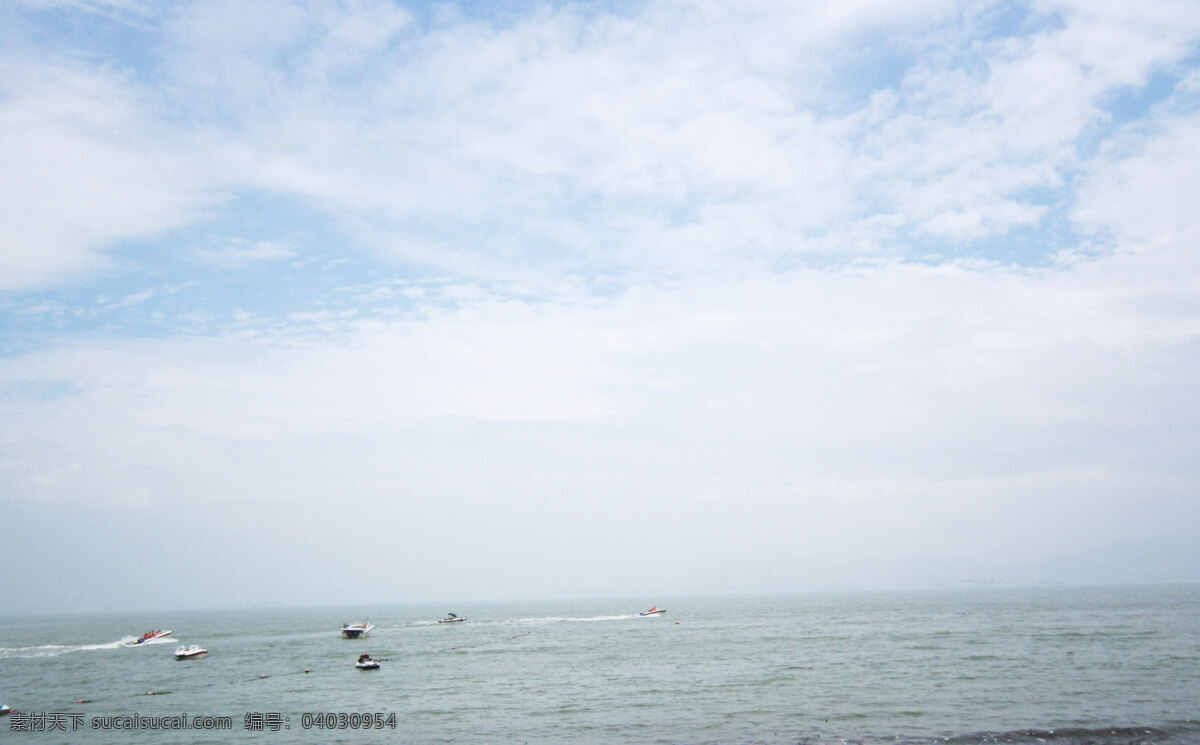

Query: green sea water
[2,585,1198,744]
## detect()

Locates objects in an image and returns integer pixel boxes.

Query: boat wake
[514,614,641,625]
[0,637,142,659]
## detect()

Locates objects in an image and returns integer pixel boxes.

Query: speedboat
[0,705,12,716]
[134,629,173,644]
[639,606,666,616]
[341,619,375,638]
[438,613,466,624]
[174,644,208,660]
[355,654,380,670]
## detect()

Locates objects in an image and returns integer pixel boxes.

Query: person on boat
[358,653,371,663]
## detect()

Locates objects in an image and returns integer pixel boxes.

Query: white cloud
[189,238,298,267]
[0,58,214,289]
[12,0,149,17]
[1074,113,1200,251]
[4,251,1196,547]
[95,281,195,311]
[7,0,1196,289]
[3,0,1200,608]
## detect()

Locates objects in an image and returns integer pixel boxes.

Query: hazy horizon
[5,527,1197,616]
[8,577,1200,621]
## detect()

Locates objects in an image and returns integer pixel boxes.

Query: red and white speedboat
[639,606,666,616]
[133,630,173,644]
[174,644,208,660]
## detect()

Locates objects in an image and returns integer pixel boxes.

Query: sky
[2,0,1200,615]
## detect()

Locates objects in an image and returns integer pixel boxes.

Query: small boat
[133,629,173,644]
[0,705,12,716]
[438,613,466,624]
[355,653,380,670]
[639,606,666,616]
[174,644,208,660]
[341,619,375,638]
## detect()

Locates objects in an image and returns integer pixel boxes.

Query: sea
[2,584,1198,745]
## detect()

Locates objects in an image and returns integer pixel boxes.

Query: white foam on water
[514,614,640,625]
[0,636,140,658]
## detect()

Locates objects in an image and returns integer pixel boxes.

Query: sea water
[2,585,1198,744]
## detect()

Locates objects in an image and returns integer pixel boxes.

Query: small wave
[947,726,1177,745]
[796,725,1192,745]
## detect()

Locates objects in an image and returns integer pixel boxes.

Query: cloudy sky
[2,0,1199,615]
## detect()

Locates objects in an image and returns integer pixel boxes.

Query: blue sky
[3,0,1200,614]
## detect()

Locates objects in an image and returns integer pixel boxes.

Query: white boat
[0,705,12,716]
[133,629,173,644]
[438,613,466,624]
[355,654,380,670]
[341,619,375,638]
[174,644,208,660]
[639,606,666,616]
